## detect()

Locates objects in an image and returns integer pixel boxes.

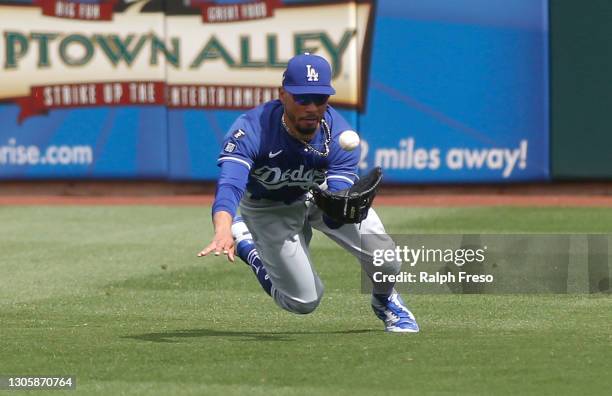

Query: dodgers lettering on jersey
[217,100,360,203]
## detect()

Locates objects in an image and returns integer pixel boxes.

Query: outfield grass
[1,206,611,395]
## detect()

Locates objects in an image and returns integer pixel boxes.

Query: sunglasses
[292,94,330,106]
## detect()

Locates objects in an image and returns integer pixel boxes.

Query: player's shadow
[124,328,376,343]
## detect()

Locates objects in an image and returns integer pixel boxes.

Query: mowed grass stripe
[1,206,611,395]
[2,292,611,394]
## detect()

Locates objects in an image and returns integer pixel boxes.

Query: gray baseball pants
[239,196,400,314]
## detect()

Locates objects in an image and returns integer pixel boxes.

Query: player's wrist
[212,210,233,232]
[214,223,232,234]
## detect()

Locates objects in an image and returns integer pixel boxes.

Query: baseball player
[198,53,419,333]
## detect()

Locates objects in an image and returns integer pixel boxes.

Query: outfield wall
[0,0,550,183]
[549,0,612,180]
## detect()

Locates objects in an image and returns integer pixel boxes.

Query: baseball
[338,130,360,151]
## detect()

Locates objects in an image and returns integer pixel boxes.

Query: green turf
[1,206,611,395]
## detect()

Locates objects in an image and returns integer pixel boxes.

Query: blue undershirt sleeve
[211,160,250,217]
[327,178,353,192]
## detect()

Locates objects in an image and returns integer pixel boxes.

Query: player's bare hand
[198,211,236,261]
[198,231,235,262]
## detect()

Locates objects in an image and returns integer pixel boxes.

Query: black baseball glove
[309,167,383,224]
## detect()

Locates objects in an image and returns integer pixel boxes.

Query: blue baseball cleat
[371,292,420,333]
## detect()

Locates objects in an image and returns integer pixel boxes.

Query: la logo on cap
[282,52,335,95]
[306,65,319,82]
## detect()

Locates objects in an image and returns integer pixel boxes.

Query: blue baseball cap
[282,53,336,95]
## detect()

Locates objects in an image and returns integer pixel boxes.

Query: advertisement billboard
[0,0,549,182]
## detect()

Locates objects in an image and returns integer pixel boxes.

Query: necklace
[281,115,331,157]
